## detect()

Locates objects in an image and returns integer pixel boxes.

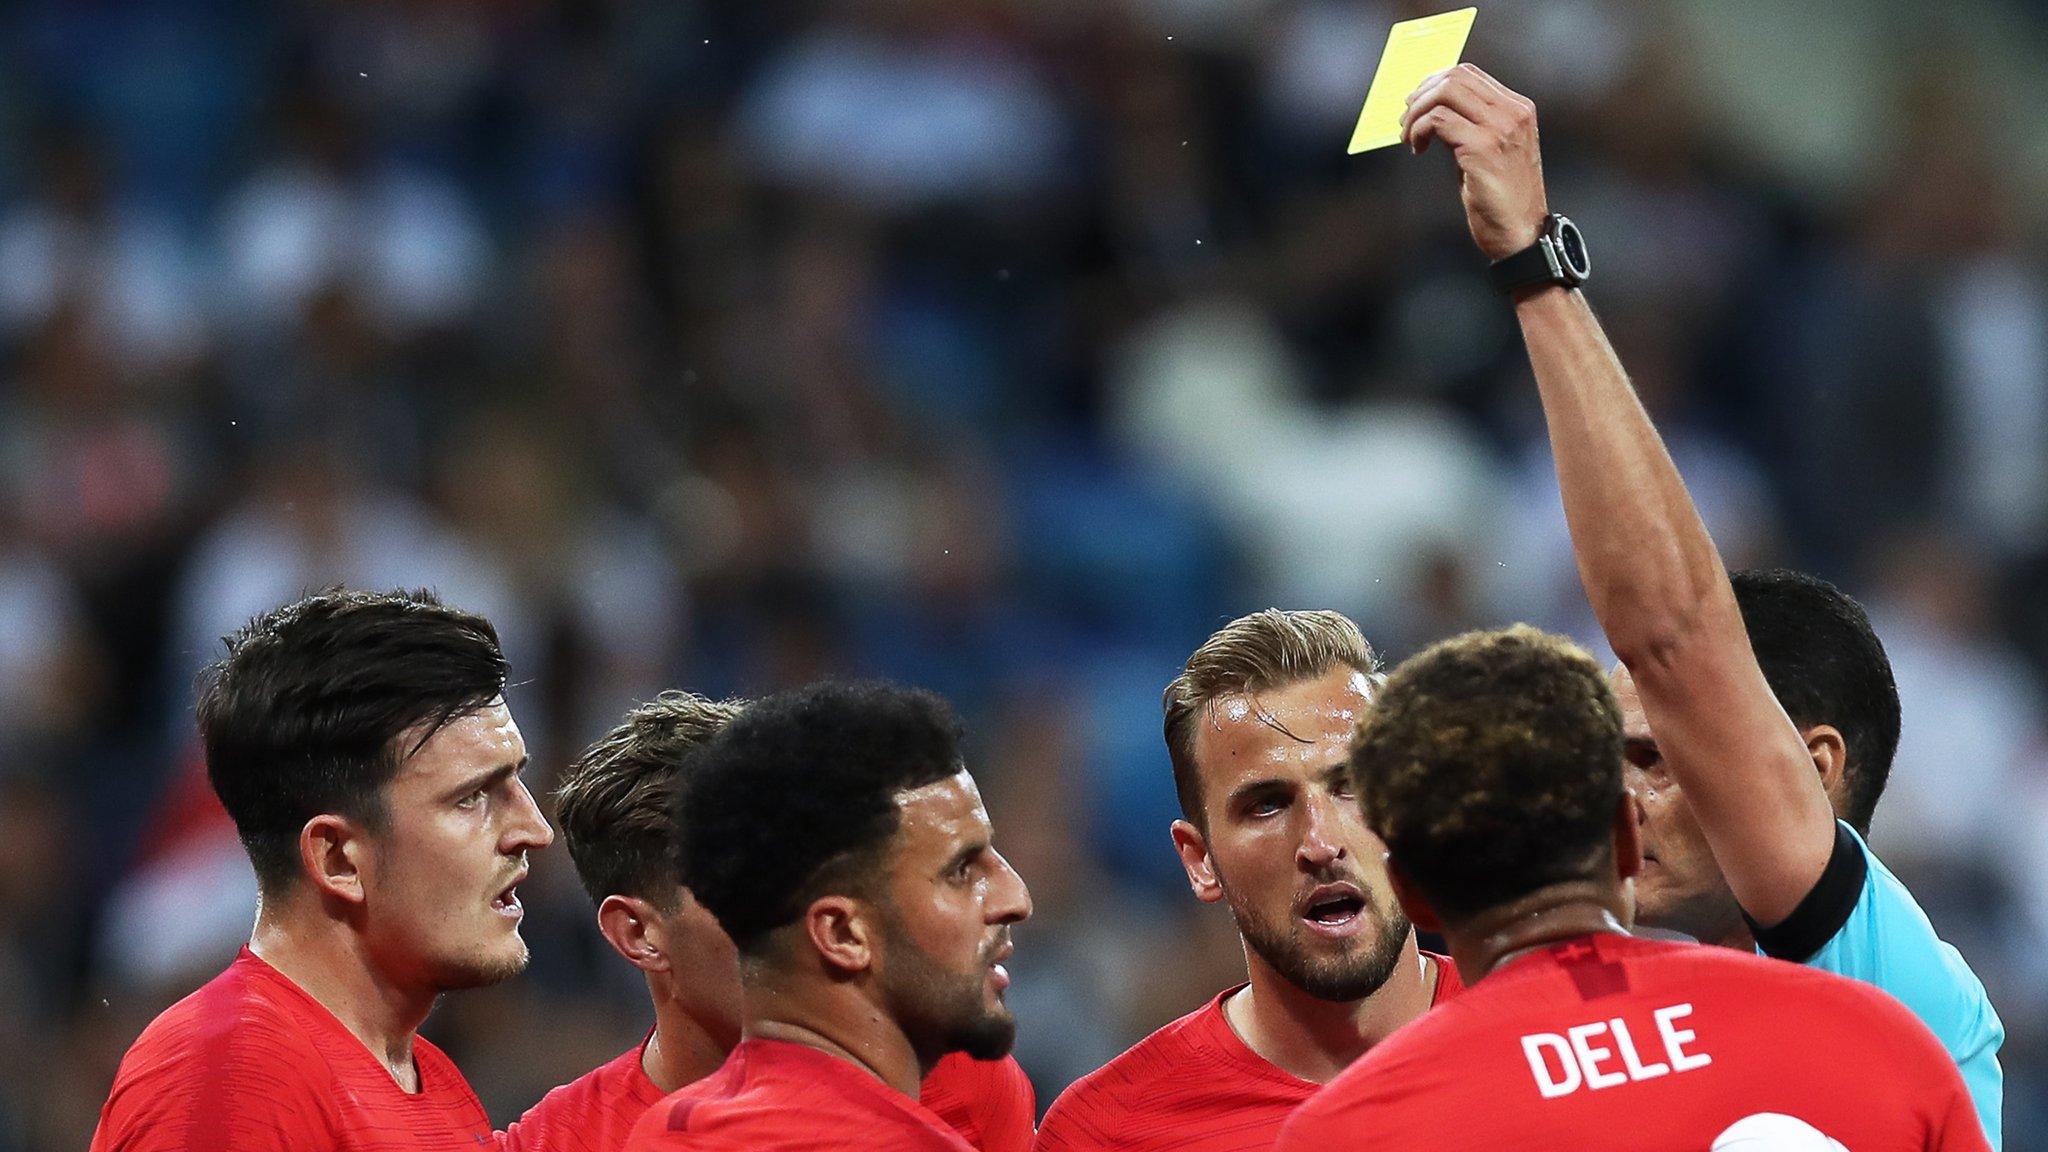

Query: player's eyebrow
[443,757,529,803]
[1226,776,1292,811]
[941,838,989,876]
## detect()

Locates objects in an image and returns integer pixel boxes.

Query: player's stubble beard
[1216,863,1411,1003]
[369,849,533,993]
[877,907,1017,1064]
[428,938,531,991]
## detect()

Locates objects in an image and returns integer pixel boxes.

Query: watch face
[1554,217,1591,280]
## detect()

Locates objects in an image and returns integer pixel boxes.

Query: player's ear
[1613,791,1644,882]
[1802,725,1849,818]
[598,893,671,973]
[1384,858,1442,933]
[803,894,873,975]
[1170,819,1223,904]
[302,814,367,905]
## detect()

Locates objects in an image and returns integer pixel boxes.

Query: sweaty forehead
[892,769,989,850]
[396,699,525,783]
[1191,669,1373,784]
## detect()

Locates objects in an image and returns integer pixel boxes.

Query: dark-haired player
[501,691,1036,1152]
[623,681,1031,1151]
[1395,59,2002,1140]
[1035,610,1459,1152]
[93,589,552,1151]
[1276,626,1986,1150]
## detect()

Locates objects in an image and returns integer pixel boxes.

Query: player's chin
[429,942,529,991]
[476,932,533,979]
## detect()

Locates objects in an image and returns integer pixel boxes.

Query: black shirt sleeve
[1742,821,1868,963]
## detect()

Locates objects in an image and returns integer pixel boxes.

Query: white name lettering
[1521,1003,1710,1098]
[1521,1033,1580,1099]
[1566,1022,1628,1090]
[1610,1018,1669,1080]
[1654,1003,1713,1072]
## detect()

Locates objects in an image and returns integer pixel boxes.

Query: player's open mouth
[988,941,1013,992]
[492,872,527,918]
[1300,883,1366,937]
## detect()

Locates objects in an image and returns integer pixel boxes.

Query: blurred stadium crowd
[5,0,2048,1147]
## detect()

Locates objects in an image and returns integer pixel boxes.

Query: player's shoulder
[1038,994,1226,1119]
[1037,990,1299,1152]
[927,1051,1032,1100]
[629,1059,965,1152]
[118,955,329,1084]
[97,957,340,1148]
[516,1041,659,1127]
[923,1053,1034,1152]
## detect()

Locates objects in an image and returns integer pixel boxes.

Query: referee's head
[1346,624,1637,930]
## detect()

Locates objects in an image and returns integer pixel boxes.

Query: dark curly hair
[555,691,746,911]
[197,587,508,896]
[1348,625,1623,922]
[671,680,966,953]
[1731,569,1899,834]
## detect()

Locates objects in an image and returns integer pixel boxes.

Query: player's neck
[249,903,436,1091]
[1228,931,1432,1084]
[1443,880,1631,982]
[645,975,737,1092]
[741,973,926,1098]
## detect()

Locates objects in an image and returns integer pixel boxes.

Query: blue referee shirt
[1748,821,2005,1148]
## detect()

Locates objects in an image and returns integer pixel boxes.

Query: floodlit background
[5,0,2048,1146]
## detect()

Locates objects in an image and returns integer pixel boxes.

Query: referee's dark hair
[197,588,509,897]
[672,680,965,954]
[1348,625,1625,922]
[1731,569,1900,835]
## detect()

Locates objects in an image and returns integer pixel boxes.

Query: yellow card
[1347,8,1478,154]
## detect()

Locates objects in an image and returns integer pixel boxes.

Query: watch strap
[1487,233,1559,295]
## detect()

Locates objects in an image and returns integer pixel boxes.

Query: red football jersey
[504,1035,1034,1152]
[622,1038,974,1151]
[91,948,494,1152]
[1276,934,1989,1152]
[500,1038,665,1152]
[1033,952,1461,1152]
[923,1052,1038,1152]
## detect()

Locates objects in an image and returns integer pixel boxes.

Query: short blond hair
[555,691,747,910]
[1162,609,1378,826]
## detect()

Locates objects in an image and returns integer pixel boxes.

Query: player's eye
[455,786,488,810]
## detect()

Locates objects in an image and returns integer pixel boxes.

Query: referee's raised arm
[1405,62,1836,927]
[1405,62,2003,1147]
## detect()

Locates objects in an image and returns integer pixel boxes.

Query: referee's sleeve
[1743,821,1867,963]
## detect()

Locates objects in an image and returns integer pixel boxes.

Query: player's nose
[987,847,1032,925]
[1298,794,1346,868]
[505,775,555,852]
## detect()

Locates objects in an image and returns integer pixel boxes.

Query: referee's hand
[1401,64,1549,261]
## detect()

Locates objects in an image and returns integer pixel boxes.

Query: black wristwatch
[1488,213,1590,295]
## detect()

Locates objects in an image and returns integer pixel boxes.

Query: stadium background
[4,0,2048,1146]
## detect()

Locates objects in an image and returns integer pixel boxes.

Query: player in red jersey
[1274,625,1987,1151]
[622,680,1032,1151]
[92,589,554,1151]
[500,691,1035,1152]
[1035,611,1460,1152]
